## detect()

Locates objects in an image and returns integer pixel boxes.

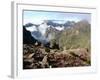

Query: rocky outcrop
[23,44,90,69]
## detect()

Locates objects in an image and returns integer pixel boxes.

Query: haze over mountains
[23,20,90,49]
[24,20,76,44]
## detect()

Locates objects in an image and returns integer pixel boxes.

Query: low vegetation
[23,20,91,69]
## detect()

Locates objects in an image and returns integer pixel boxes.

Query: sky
[23,10,91,25]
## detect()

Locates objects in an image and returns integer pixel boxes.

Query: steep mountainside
[23,26,37,44]
[23,20,90,50]
[58,20,91,50]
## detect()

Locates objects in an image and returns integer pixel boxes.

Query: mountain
[58,20,91,50]
[45,26,63,49]
[45,26,61,41]
[24,22,50,44]
[31,31,49,44]
[44,20,75,28]
[23,20,90,50]
[23,20,76,43]
[44,20,90,50]
[46,20,63,27]
[63,21,75,28]
[24,23,39,27]
[23,26,37,44]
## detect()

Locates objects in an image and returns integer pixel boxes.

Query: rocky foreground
[23,44,90,69]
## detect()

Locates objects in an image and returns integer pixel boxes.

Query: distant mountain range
[23,20,90,49]
[44,20,75,27]
[24,20,76,43]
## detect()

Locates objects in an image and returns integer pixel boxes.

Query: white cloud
[55,26,64,31]
[26,26,37,32]
[38,23,50,35]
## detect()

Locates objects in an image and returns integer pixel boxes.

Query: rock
[24,58,34,63]
[42,55,47,64]
[28,53,35,58]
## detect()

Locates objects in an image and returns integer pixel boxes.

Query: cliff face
[23,26,37,44]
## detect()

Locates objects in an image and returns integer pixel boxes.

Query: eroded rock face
[23,44,90,69]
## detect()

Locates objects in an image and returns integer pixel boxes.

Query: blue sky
[23,10,91,25]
